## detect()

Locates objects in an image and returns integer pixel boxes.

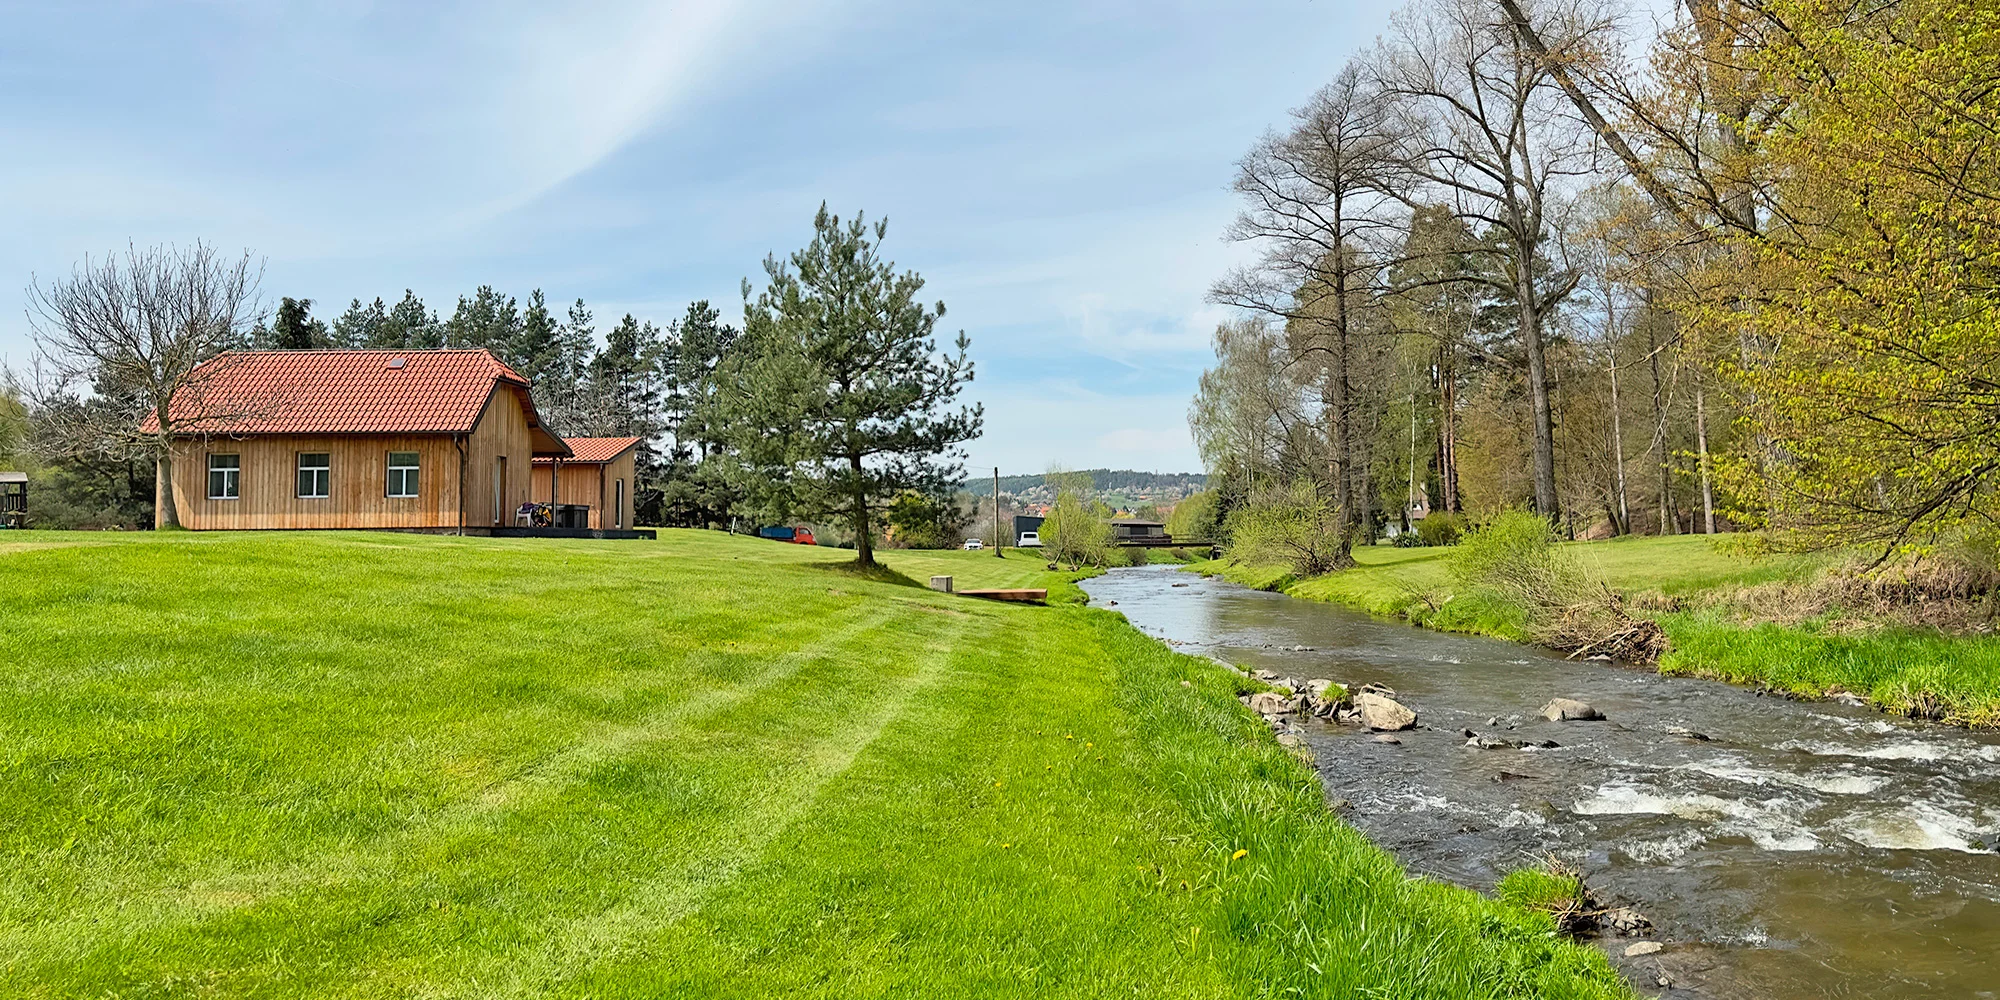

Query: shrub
[1043,481,1115,570]
[1166,490,1219,542]
[1224,480,1349,576]
[1452,510,1667,661]
[1416,511,1467,547]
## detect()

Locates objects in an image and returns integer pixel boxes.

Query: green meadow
[0,530,1626,998]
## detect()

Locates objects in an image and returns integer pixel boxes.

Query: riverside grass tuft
[0,530,1628,998]
[1190,534,2000,727]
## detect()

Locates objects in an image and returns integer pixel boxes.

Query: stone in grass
[1354,691,1417,731]
[1540,698,1604,722]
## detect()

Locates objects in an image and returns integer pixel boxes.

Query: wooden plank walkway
[959,588,1048,604]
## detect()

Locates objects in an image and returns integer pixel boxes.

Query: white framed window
[386,451,420,498]
[297,452,330,499]
[207,454,240,500]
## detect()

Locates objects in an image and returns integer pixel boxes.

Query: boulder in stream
[1540,698,1604,722]
[1354,691,1417,731]
[1623,941,1663,957]
[1603,907,1653,937]
[1246,691,1293,716]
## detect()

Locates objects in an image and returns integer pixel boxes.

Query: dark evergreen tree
[510,290,561,383]
[272,297,328,350]
[658,300,741,527]
[723,206,982,566]
[445,286,520,353]
[385,290,442,349]
[330,297,390,349]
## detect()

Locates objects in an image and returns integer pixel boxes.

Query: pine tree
[272,297,328,350]
[510,290,561,383]
[331,298,390,349]
[725,206,983,566]
[659,300,741,527]
[385,291,442,349]
[445,286,520,353]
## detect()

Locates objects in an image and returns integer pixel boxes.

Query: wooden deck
[488,527,657,540]
[959,588,1047,604]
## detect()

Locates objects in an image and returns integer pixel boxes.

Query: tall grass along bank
[0,530,1626,998]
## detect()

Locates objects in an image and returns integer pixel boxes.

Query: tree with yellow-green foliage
[1694,0,2000,550]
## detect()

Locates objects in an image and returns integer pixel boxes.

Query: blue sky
[0,1,1395,475]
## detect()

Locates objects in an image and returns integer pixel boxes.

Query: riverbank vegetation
[1192,524,2000,727]
[1184,0,2000,725]
[0,530,1629,998]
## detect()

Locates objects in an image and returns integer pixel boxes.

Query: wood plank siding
[462,387,535,528]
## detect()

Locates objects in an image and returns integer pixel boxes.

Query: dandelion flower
[1231,849,1249,861]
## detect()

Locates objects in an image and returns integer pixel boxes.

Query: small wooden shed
[532,437,640,530]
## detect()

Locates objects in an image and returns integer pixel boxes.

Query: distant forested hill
[962,470,1207,496]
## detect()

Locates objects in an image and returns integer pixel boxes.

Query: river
[1082,565,2000,999]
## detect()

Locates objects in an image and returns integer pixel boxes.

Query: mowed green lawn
[0,530,1626,998]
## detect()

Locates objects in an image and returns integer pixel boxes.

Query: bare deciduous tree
[1369,0,1600,520]
[1213,64,1401,562]
[26,242,263,528]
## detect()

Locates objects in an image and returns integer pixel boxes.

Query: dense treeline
[1194,0,2000,568]
[7,208,979,555]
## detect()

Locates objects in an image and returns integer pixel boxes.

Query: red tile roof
[142,350,569,455]
[532,436,640,464]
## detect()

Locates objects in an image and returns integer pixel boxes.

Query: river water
[1082,566,2000,999]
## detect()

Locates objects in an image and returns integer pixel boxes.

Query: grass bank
[0,530,1627,998]
[1189,536,2000,727]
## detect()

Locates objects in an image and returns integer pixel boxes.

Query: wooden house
[532,436,640,530]
[144,349,571,531]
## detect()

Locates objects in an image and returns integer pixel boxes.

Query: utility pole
[993,467,1003,558]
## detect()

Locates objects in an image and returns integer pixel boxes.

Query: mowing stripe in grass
[486,613,973,997]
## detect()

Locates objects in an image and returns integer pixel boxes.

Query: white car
[963,538,983,550]
[1017,531,1042,547]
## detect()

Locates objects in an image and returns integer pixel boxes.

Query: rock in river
[1246,691,1294,716]
[1603,907,1653,937]
[1354,691,1417,731]
[1623,941,1663,957]
[1540,697,1604,722]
